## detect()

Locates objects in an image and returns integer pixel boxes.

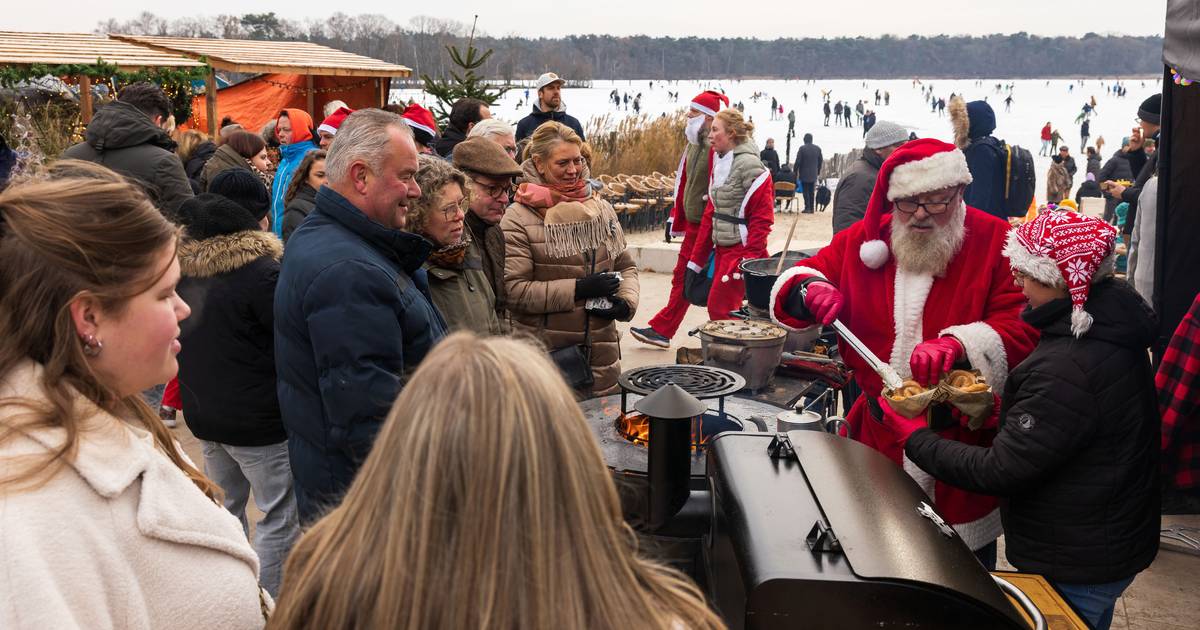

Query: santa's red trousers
[647,220,701,338]
[707,244,763,321]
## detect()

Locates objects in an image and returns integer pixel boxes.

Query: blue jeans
[201,440,300,598]
[1054,575,1136,630]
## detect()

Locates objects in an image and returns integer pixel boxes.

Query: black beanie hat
[177,193,262,241]
[209,169,270,222]
[1137,93,1162,126]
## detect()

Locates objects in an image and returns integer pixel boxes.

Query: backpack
[1001,141,1036,217]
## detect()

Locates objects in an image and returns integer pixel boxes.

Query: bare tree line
[96,12,1164,80]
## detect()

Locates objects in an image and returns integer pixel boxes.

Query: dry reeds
[585,112,686,177]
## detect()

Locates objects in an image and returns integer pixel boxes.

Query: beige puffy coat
[502,196,639,395]
[0,361,268,630]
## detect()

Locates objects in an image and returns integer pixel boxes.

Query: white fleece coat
[0,361,268,630]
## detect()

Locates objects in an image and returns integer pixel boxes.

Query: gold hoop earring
[81,334,103,358]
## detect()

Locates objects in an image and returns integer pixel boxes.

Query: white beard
[685,115,706,145]
[890,201,967,276]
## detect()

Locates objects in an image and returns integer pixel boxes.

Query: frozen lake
[394,78,1158,197]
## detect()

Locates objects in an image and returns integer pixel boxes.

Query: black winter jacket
[275,186,447,520]
[963,136,1009,219]
[184,141,217,194]
[515,104,585,143]
[434,126,467,158]
[906,279,1160,583]
[759,147,781,174]
[832,149,883,234]
[63,100,193,217]
[281,184,317,245]
[176,193,284,447]
[794,142,823,182]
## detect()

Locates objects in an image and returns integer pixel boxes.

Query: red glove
[909,336,964,386]
[950,394,1002,431]
[876,396,928,443]
[804,281,844,326]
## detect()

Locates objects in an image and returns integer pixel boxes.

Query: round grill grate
[618,364,745,398]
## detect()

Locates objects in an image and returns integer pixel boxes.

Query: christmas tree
[420,16,507,125]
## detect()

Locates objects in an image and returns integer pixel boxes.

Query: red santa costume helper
[686,108,775,321]
[631,90,727,348]
[770,138,1038,554]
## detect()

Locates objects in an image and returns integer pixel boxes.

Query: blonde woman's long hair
[270,332,726,630]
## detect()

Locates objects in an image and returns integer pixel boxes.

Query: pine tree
[420,16,507,125]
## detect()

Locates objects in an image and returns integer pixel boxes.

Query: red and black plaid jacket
[1157,292,1200,490]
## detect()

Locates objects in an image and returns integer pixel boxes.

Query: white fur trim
[402,119,437,137]
[738,170,771,246]
[769,265,825,332]
[860,239,889,269]
[667,216,686,238]
[889,269,935,378]
[1002,232,1064,287]
[686,261,703,273]
[940,322,1010,393]
[903,456,1002,550]
[673,152,687,199]
[1070,308,1094,338]
[887,149,974,201]
[690,102,717,117]
[317,123,337,135]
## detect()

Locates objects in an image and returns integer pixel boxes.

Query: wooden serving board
[992,571,1088,630]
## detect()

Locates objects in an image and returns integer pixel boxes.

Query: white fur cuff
[769,265,825,331]
[940,322,1010,393]
[686,261,703,273]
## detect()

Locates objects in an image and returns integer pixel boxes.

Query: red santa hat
[317,106,354,135]
[857,137,974,269]
[400,103,438,138]
[1003,210,1117,337]
[690,90,730,117]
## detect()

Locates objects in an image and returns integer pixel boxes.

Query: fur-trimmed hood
[179,230,282,278]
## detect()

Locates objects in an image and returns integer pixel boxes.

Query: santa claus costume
[634,91,728,346]
[688,124,775,321]
[771,138,1038,551]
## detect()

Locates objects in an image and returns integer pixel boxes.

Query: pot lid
[699,319,788,342]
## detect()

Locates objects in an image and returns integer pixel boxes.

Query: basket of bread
[883,369,994,430]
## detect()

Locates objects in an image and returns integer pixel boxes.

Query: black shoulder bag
[549,251,596,390]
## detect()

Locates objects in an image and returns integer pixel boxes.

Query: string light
[250,75,375,95]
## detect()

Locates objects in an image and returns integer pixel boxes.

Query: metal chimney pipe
[635,383,707,531]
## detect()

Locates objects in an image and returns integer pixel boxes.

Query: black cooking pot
[740,252,810,311]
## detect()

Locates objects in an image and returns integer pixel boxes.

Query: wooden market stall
[0,31,205,123]
[109,35,411,137]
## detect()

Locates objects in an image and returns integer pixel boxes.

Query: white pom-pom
[732,272,742,280]
[721,274,730,283]
[1069,308,1094,338]
[859,239,889,269]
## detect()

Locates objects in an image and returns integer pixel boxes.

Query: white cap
[535,72,565,91]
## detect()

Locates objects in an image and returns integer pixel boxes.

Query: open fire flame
[615,413,709,450]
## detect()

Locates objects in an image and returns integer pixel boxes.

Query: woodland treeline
[96,12,1164,80]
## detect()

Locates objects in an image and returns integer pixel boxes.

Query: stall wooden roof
[110,34,412,78]
[0,31,205,70]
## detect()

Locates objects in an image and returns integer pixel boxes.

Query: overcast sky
[10,1,1167,38]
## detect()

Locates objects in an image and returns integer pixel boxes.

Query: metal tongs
[801,285,905,391]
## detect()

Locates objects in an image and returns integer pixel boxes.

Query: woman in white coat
[0,160,269,629]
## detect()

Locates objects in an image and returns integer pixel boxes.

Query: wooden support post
[306,75,315,119]
[379,78,388,107]
[205,70,218,139]
[79,75,93,124]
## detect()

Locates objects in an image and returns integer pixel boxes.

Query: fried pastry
[889,379,927,400]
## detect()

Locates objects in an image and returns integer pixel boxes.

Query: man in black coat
[952,98,1009,219]
[63,81,193,218]
[275,109,448,521]
[832,121,907,234]
[515,72,586,143]
[1105,94,1162,237]
[794,133,823,214]
[887,213,1159,630]
[434,97,491,157]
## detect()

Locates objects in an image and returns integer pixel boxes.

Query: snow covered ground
[394,78,1158,197]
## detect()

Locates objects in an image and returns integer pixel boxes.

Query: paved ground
[172,207,1199,627]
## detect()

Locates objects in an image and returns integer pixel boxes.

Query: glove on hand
[909,336,964,387]
[793,281,844,326]
[876,396,928,443]
[575,273,620,300]
[590,297,631,321]
[950,393,1002,431]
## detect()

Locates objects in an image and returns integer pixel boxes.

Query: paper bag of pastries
[940,370,994,430]
[883,379,943,420]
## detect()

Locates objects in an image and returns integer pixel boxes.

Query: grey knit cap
[864,120,910,150]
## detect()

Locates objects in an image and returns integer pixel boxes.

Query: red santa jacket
[769,206,1039,546]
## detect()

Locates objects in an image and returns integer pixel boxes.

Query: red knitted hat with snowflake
[857,138,973,269]
[690,90,730,117]
[1003,210,1118,337]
